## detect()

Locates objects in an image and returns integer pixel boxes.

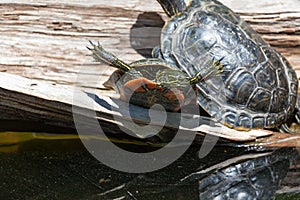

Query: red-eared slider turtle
[88,41,222,112]
[154,0,298,130]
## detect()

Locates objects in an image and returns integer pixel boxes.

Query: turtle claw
[188,59,224,85]
[88,40,96,48]
[86,41,93,50]
[278,108,300,133]
[279,123,294,134]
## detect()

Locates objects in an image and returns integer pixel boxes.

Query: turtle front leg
[278,108,300,133]
[189,60,224,86]
[87,41,132,73]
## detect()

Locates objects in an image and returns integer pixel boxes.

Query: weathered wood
[0,72,276,141]
[0,0,299,144]
[0,0,299,88]
[2,70,300,146]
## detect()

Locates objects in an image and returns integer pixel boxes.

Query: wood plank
[0,0,299,88]
[0,0,299,144]
[0,72,275,141]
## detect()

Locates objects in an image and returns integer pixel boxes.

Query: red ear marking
[124,78,158,92]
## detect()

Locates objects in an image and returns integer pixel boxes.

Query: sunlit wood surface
[0,0,299,144]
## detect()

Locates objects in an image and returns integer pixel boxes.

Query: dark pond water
[0,132,299,200]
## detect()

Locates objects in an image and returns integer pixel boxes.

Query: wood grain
[0,0,299,143]
[0,0,299,88]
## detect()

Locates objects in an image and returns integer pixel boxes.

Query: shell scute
[158,0,298,129]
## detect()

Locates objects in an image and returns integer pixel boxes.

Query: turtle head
[157,0,191,17]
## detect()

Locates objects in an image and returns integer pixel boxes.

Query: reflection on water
[0,132,299,200]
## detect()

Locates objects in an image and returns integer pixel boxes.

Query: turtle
[153,0,298,130]
[88,41,223,112]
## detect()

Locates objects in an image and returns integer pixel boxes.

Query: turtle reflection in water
[88,0,299,132]
[96,147,299,199]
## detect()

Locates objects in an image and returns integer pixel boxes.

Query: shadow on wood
[0,0,299,147]
[130,12,164,57]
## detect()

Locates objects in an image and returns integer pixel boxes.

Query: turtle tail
[157,0,188,17]
[87,41,131,73]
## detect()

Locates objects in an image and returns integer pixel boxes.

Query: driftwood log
[0,0,300,144]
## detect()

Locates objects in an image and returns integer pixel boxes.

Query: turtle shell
[104,59,195,112]
[158,0,298,129]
